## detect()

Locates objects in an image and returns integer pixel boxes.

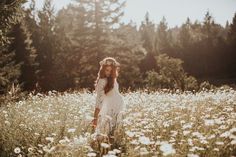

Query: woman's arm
[92,78,106,129]
[92,108,100,128]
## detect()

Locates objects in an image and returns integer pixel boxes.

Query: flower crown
[99,60,120,67]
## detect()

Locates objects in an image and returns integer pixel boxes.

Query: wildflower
[113,149,121,154]
[138,136,151,145]
[215,141,224,145]
[28,147,34,153]
[37,149,43,154]
[189,146,205,151]
[87,152,96,157]
[38,144,43,147]
[45,137,54,143]
[4,120,10,126]
[219,125,227,130]
[108,150,116,155]
[14,147,21,154]
[182,123,193,129]
[101,142,110,148]
[34,133,40,136]
[220,131,230,138]
[140,147,149,155]
[207,134,215,139]
[74,135,87,145]
[188,138,193,146]
[59,139,68,145]
[68,128,76,133]
[130,139,139,145]
[160,141,176,156]
[155,140,161,145]
[183,130,191,135]
[204,119,215,126]
[229,127,236,133]
[231,139,236,145]
[125,130,135,138]
[187,154,199,157]
[163,121,170,127]
[103,154,117,157]
[170,130,178,137]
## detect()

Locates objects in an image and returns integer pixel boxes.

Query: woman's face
[104,66,112,77]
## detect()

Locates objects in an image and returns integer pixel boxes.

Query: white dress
[94,77,125,136]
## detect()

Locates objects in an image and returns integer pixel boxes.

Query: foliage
[145,54,199,91]
[8,21,37,91]
[0,0,26,94]
[1,1,236,92]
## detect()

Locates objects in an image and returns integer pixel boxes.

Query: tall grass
[0,88,235,157]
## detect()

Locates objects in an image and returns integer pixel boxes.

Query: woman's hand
[92,107,100,132]
[92,118,97,127]
[92,108,100,130]
[91,118,97,132]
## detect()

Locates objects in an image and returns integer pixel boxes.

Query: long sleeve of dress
[95,78,107,110]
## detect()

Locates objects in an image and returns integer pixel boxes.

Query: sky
[29,0,236,28]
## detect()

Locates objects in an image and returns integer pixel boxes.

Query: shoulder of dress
[98,77,107,84]
[99,77,107,80]
[99,77,107,81]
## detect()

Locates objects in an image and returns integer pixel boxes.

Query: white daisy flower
[14,147,21,154]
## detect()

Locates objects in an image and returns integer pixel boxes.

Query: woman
[92,57,125,146]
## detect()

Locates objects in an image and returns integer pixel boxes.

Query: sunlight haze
[31,0,236,27]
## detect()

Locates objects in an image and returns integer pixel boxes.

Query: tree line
[1,0,236,94]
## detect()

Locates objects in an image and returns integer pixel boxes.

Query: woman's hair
[94,57,120,94]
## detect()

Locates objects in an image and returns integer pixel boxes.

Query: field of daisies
[0,87,236,157]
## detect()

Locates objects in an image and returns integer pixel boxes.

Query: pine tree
[8,21,37,91]
[92,0,126,63]
[24,0,40,49]
[35,0,56,91]
[178,17,192,48]
[155,16,171,54]
[73,0,126,61]
[0,0,25,94]
[228,12,236,46]
[201,11,224,77]
[0,0,25,48]
[139,12,158,75]
[227,12,236,77]
[139,12,156,53]
[202,11,215,46]
[51,4,78,90]
[69,0,126,89]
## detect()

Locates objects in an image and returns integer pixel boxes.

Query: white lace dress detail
[94,78,125,136]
